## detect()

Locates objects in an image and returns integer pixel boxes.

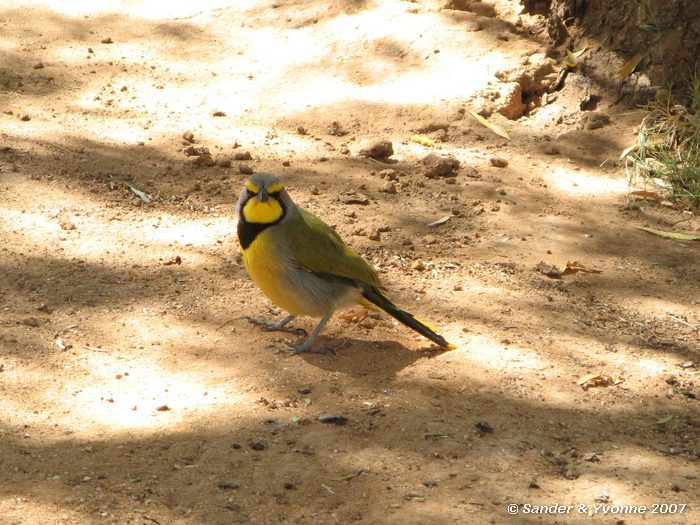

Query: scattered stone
[535,262,562,278]
[360,317,376,329]
[296,126,308,135]
[495,187,507,195]
[379,168,398,180]
[421,479,438,487]
[212,110,226,117]
[282,160,291,166]
[20,317,41,327]
[156,404,170,412]
[215,155,232,168]
[582,112,611,130]
[563,469,579,480]
[193,153,216,167]
[184,146,209,157]
[318,415,348,425]
[529,480,540,489]
[474,421,494,435]
[368,229,381,241]
[233,151,252,161]
[422,153,460,178]
[417,121,450,133]
[249,440,267,451]
[239,164,254,175]
[379,181,397,194]
[283,482,296,490]
[359,140,393,159]
[100,37,113,44]
[297,385,311,395]
[327,121,348,136]
[543,144,560,155]
[411,260,425,271]
[182,131,195,143]
[443,0,497,17]
[490,157,508,168]
[339,144,350,155]
[341,193,370,205]
[20,114,31,121]
[33,62,44,69]
[464,166,481,178]
[217,481,240,490]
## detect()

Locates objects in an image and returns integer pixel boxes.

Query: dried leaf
[578,374,622,390]
[636,226,700,241]
[469,111,510,140]
[427,215,451,228]
[125,182,151,204]
[564,49,577,68]
[618,53,643,77]
[411,134,435,148]
[652,177,673,189]
[561,261,602,276]
[630,190,659,200]
[619,143,638,159]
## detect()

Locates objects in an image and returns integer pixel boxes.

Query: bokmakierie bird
[236,172,455,353]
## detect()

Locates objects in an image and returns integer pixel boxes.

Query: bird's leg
[291,313,334,354]
[245,314,308,336]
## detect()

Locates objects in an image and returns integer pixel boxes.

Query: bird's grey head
[237,172,294,216]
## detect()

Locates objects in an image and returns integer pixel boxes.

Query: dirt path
[1,1,699,524]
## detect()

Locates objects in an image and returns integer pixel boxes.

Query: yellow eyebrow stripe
[245,180,259,193]
[267,182,284,194]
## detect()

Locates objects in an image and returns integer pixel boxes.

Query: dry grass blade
[636,226,700,241]
[469,111,510,140]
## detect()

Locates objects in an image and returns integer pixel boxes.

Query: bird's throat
[243,198,284,224]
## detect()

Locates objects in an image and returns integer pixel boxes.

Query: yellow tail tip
[444,342,457,350]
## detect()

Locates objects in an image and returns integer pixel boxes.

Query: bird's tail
[361,287,456,349]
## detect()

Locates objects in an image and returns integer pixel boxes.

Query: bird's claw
[245,316,308,336]
[273,339,335,355]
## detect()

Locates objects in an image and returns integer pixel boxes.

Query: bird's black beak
[258,189,269,202]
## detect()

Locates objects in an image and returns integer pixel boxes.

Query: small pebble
[490,157,508,168]
[379,181,397,194]
[411,260,425,271]
[319,415,348,425]
[249,440,267,451]
[233,151,252,161]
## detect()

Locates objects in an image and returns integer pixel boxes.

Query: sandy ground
[1,1,699,524]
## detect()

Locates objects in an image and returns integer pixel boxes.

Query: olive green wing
[287,209,382,288]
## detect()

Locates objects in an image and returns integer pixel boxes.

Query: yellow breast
[242,229,309,316]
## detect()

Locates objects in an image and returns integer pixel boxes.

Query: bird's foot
[273,339,335,355]
[245,316,308,337]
